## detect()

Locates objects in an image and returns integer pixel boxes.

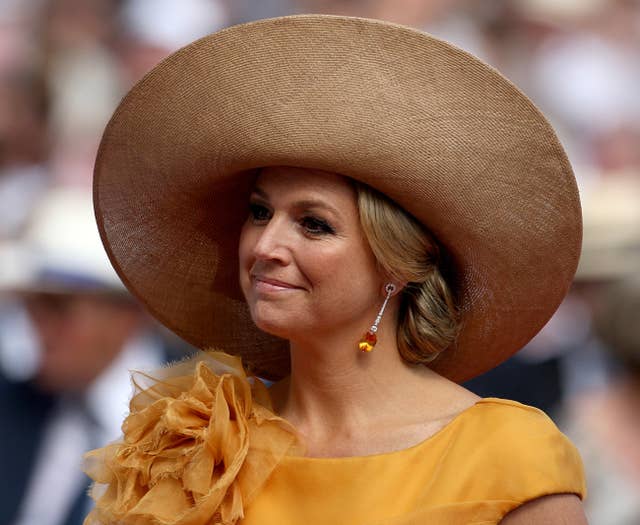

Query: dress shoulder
[430,398,587,517]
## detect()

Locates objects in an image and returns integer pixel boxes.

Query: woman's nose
[251,217,291,264]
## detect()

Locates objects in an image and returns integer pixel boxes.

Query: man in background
[0,188,187,525]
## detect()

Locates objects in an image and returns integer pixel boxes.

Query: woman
[85,15,586,525]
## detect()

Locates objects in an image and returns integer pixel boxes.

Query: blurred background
[0,1,638,524]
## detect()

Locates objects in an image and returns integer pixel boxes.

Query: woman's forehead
[254,166,357,204]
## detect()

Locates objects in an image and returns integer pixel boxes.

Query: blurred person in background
[559,175,640,525]
[0,188,186,525]
[0,0,52,239]
[570,276,640,525]
[0,65,51,239]
[37,0,123,188]
[514,0,640,180]
[33,0,229,189]
[0,0,51,239]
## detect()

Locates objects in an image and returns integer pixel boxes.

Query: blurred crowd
[0,1,638,524]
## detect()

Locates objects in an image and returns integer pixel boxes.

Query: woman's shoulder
[463,397,571,439]
[453,397,582,460]
[432,397,587,498]
[469,396,557,424]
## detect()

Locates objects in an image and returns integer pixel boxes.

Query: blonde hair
[355,182,459,364]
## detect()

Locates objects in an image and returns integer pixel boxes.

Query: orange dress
[82,353,586,525]
[243,398,586,525]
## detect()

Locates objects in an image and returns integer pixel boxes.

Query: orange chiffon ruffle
[83,351,302,525]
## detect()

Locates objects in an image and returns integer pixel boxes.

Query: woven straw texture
[94,15,581,382]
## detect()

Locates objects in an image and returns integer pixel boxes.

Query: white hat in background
[0,187,126,294]
[576,174,640,281]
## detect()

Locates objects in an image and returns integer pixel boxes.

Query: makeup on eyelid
[248,200,337,236]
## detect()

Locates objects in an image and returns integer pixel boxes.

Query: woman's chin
[251,315,299,341]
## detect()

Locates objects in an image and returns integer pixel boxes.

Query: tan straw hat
[94,15,581,382]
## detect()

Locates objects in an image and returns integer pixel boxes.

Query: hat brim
[94,15,581,382]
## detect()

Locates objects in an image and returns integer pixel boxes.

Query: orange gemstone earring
[358,283,397,352]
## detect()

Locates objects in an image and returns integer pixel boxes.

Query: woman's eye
[300,216,335,235]
[249,203,271,222]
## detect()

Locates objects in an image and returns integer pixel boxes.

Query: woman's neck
[285,336,405,429]
[270,317,477,456]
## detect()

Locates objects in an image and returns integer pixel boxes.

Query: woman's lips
[252,275,301,292]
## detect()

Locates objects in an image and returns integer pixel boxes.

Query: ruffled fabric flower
[83,351,302,525]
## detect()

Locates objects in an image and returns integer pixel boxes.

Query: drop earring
[358,283,397,352]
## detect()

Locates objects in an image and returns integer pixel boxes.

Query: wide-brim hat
[94,15,581,382]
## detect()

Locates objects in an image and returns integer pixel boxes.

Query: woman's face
[238,166,385,342]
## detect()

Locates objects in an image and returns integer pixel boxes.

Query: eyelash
[248,203,336,236]
[300,216,335,235]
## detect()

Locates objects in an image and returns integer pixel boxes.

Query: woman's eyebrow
[250,186,269,199]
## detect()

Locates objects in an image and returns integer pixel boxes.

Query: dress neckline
[281,397,513,464]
